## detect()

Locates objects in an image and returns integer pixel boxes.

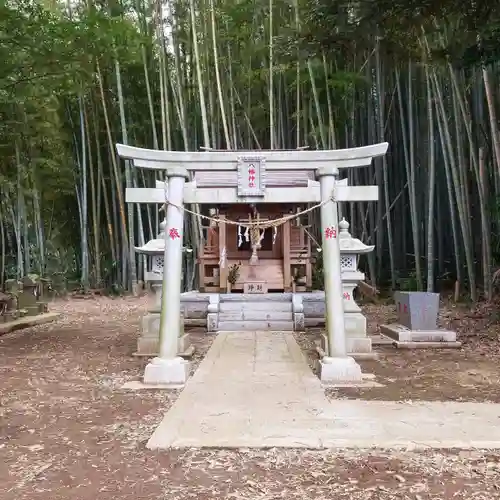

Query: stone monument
[381,291,461,348]
[0,275,60,334]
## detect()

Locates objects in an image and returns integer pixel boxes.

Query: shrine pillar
[316,166,363,382]
[282,220,291,292]
[143,167,190,385]
[218,214,228,292]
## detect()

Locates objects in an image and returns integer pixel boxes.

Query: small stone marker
[381,291,460,348]
[20,276,41,316]
[395,291,439,331]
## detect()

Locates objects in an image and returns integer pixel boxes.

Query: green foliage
[227,263,241,285]
[300,0,500,67]
[0,0,497,299]
[1,3,88,98]
[0,0,148,288]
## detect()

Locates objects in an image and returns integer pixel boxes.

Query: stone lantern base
[302,291,375,358]
[134,284,191,356]
[136,314,190,356]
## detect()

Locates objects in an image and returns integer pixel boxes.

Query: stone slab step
[381,323,457,343]
[219,302,293,313]
[393,341,462,349]
[217,320,294,331]
[220,293,292,303]
[219,311,293,322]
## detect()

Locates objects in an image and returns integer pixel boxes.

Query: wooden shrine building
[200,203,312,293]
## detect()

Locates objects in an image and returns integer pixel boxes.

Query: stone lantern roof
[338,218,374,254]
[134,219,192,255]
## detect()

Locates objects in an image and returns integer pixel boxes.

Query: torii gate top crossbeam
[116,143,389,171]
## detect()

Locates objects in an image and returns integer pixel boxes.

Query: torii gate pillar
[143,167,190,386]
[317,166,363,382]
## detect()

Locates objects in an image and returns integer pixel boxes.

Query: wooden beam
[306,232,312,288]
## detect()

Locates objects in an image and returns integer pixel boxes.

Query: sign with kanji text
[244,282,267,294]
[237,156,266,197]
[248,165,256,188]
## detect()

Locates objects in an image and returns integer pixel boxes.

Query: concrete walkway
[147,331,500,450]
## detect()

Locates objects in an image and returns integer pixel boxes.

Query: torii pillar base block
[143,356,190,387]
[318,356,363,384]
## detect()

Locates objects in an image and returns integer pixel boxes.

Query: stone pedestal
[143,356,190,385]
[343,282,373,355]
[318,356,363,383]
[136,312,189,356]
[207,294,220,333]
[320,332,373,360]
[345,336,372,354]
[303,291,374,356]
[18,277,40,316]
[292,294,305,331]
[381,291,461,348]
[381,324,457,342]
[135,291,213,355]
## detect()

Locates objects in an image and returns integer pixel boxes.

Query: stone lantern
[133,219,192,356]
[135,219,194,292]
[135,219,167,290]
[306,217,377,355]
[338,217,375,354]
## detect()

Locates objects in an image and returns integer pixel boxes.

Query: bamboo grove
[1,0,499,300]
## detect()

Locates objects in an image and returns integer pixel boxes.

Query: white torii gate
[117,143,388,385]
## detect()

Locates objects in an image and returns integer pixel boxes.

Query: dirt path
[1,297,500,499]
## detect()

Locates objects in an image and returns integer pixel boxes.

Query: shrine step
[218,310,293,321]
[220,293,292,302]
[217,320,294,332]
[218,293,294,332]
[219,302,292,313]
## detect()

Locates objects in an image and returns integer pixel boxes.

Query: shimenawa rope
[161,179,332,230]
